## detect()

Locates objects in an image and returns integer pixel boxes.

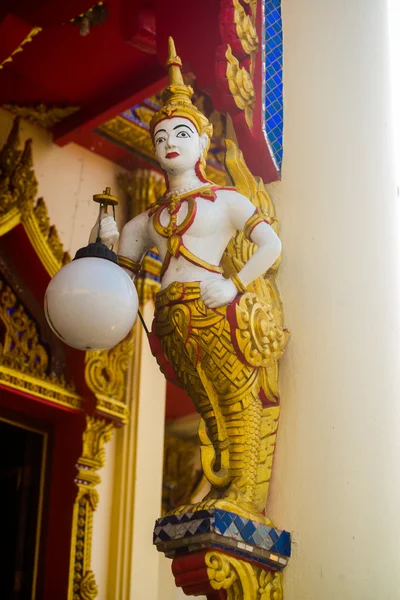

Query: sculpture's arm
[117,211,154,279]
[228,192,282,287]
[89,211,153,279]
[201,192,281,308]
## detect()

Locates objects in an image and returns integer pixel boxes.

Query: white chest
[157,198,226,239]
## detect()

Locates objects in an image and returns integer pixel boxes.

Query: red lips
[166,152,180,158]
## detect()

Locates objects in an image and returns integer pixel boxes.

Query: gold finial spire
[166,37,182,72]
[161,36,193,106]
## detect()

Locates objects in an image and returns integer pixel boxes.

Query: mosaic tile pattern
[154,508,290,570]
[265,0,283,170]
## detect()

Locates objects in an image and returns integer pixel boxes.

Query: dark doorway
[0,418,48,600]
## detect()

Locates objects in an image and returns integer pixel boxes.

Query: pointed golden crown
[150,37,213,140]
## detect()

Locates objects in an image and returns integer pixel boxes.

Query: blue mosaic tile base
[154,508,291,570]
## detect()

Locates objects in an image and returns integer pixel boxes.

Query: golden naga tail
[193,139,289,513]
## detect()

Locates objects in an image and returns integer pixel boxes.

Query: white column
[130,302,167,600]
[267,1,400,598]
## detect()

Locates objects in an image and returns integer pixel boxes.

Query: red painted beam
[52,71,167,147]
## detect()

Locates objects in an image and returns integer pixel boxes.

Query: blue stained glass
[265,0,283,171]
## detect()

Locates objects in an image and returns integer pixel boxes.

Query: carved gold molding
[0,275,81,410]
[0,118,71,276]
[3,104,80,129]
[68,415,114,600]
[84,328,135,424]
[224,0,259,129]
[226,44,256,129]
[0,27,42,70]
[234,0,259,59]
[206,551,283,600]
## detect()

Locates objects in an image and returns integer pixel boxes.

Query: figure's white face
[153,117,207,174]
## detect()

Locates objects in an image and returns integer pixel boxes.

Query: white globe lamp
[44,188,138,351]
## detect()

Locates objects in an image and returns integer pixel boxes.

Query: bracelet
[118,255,141,274]
[243,209,270,241]
[231,272,247,294]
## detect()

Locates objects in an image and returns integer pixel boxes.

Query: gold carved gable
[0,273,81,410]
[0,117,71,275]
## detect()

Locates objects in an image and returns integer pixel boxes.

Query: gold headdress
[150,37,213,180]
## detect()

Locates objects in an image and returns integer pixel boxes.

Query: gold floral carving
[0,118,71,275]
[79,572,98,600]
[206,551,283,600]
[235,293,288,367]
[3,104,80,129]
[84,328,135,424]
[0,27,42,70]
[224,0,258,129]
[0,275,81,410]
[69,416,114,600]
[233,0,259,58]
[226,45,255,129]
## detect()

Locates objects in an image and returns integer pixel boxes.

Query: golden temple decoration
[162,434,200,514]
[69,415,114,600]
[3,104,80,129]
[233,0,259,60]
[0,118,71,274]
[0,27,42,70]
[206,551,283,600]
[226,45,256,129]
[84,328,135,424]
[0,275,81,410]
[79,572,98,600]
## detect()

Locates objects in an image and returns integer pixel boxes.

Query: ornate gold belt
[155,281,202,308]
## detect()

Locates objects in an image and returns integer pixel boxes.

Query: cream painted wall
[131,302,167,600]
[266,0,400,599]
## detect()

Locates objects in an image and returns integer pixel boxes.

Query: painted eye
[155,136,165,145]
[176,131,190,138]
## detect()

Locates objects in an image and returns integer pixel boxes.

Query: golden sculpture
[115,38,288,524]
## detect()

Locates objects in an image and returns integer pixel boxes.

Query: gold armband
[243,209,270,241]
[231,272,247,294]
[118,255,141,274]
